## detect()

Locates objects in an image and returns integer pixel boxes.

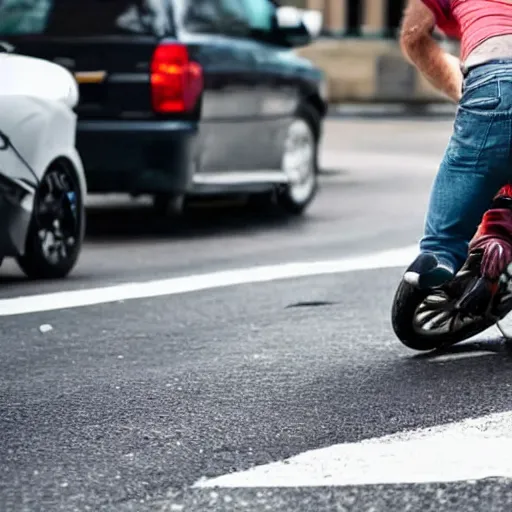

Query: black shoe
[403,253,454,290]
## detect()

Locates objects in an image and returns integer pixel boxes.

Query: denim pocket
[460,79,501,111]
[444,104,495,168]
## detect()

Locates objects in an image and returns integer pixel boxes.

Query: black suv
[0,0,327,215]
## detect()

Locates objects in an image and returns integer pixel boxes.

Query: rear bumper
[76,120,198,194]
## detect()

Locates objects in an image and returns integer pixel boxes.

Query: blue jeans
[421,60,512,273]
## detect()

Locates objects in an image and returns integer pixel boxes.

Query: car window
[0,0,174,37]
[180,0,250,36]
[235,0,275,32]
[177,0,277,38]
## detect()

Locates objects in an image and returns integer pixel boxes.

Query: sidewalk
[328,102,457,119]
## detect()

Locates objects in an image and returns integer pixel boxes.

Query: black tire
[17,160,85,280]
[391,278,498,351]
[275,104,320,216]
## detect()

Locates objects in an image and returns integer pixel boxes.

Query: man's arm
[400,0,462,102]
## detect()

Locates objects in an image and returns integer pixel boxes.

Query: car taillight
[150,43,204,114]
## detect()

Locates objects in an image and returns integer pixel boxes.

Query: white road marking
[194,411,512,488]
[0,245,418,317]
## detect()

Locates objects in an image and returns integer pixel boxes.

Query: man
[399,0,512,290]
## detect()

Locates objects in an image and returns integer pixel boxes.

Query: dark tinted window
[179,0,277,37]
[237,0,275,32]
[180,0,249,36]
[0,0,173,37]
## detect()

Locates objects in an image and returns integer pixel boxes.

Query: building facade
[283,0,406,37]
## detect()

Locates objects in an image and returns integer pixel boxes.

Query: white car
[0,47,86,279]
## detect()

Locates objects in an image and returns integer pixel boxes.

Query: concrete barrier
[296,38,458,104]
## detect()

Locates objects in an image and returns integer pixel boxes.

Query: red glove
[470,185,512,280]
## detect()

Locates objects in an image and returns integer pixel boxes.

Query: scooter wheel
[391,277,498,351]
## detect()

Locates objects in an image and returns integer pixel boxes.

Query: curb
[327,103,457,119]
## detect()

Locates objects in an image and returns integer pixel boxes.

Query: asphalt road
[4,115,512,512]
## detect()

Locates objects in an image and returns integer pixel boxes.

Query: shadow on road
[0,196,311,286]
[410,336,512,361]
[85,198,306,242]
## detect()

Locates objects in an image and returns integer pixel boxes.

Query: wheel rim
[411,254,512,340]
[411,275,497,338]
[412,291,478,336]
[33,163,81,266]
[282,118,316,204]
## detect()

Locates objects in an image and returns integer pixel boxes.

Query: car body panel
[0,53,85,257]
[0,52,79,108]
[77,120,197,193]
[181,33,288,175]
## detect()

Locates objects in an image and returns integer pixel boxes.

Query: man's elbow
[399,0,437,62]
[400,30,428,63]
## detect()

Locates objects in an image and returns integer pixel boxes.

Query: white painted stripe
[0,245,418,316]
[194,411,512,488]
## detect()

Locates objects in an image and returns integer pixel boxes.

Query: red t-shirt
[421,0,512,61]
[421,0,460,39]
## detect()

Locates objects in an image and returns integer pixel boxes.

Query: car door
[176,0,266,177]
[235,0,303,172]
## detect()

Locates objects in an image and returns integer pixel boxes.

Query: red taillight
[150,43,204,114]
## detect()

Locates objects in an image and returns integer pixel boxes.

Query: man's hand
[400,0,462,103]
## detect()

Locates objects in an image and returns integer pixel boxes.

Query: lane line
[0,245,418,316]
[194,411,512,488]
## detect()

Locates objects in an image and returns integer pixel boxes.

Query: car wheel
[16,160,85,280]
[276,107,319,215]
